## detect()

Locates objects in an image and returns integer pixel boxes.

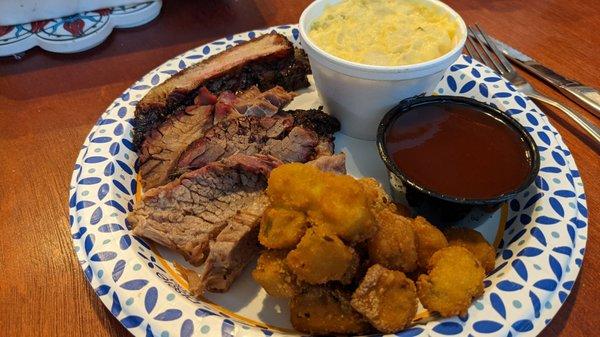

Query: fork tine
[464,36,478,59]
[474,24,514,73]
[466,28,501,73]
[468,26,504,74]
[465,32,486,61]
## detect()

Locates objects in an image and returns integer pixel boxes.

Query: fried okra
[267,163,322,210]
[358,177,412,217]
[351,264,418,333]
[367,209,418,273]
[267,163,376,243]
[290,287,372,335]
[259,207,307,249]
[308,173,376,243]
[411,216,448,269]
[252,250,301,298]
[417,246,485,317]
[358,178,397,213]
[286,228,358,284]
[444,227,496,274]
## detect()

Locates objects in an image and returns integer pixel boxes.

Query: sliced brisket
[138,88,217,189]
[289,107,341,157]
[194,194,269,294]
[127,154,283,266]
[174,109,340,174]
[139,86,295,189]
[234,85,296,117]
[133,33,310,148]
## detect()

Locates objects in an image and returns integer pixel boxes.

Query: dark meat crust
[289,107,341,138]
[205,48,311,95]
[133,33,310,148]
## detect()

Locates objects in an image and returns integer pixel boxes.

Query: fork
[465,24,600,145]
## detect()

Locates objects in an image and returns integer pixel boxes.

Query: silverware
[490,36,600,119]
[465,24,600,145]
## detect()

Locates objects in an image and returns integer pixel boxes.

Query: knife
[491,37,600,119]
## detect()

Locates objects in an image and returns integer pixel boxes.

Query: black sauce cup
[376,95,540,226]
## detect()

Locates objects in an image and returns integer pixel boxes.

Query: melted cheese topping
[309,0,460,66]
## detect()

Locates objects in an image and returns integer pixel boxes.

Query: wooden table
[0,0,598,336]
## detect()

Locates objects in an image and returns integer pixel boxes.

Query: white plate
[69,25,588,337]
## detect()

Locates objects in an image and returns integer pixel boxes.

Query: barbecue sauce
[385,102,532,199]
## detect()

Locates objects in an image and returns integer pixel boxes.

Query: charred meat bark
[288,107,341,137]
[133,33,310,148]
[289,107,341,157]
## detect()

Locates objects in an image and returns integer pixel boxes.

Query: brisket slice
[194,153,347,294]
[138,88,218,189]
[174,109,341,174]
[127,154,283,266]
[212,85,296,122]
[193,194,269,294]
[308,152,347,174]
[288,107,341,137]
[234,86,296,117]
[139,86,295,189]
[289,108,341,157]
[133,33,310,148]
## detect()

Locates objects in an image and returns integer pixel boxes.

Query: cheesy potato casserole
[309,0,460,66]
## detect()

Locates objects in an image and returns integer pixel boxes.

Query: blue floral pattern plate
[68,25,588,337]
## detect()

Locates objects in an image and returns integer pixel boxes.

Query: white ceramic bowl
[299,0,467,140]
